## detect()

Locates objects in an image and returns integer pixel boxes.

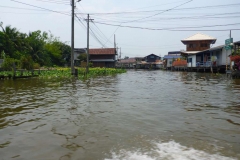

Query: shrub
[33,63,40,69]
[1,57,17,71]
[20,55,34,70]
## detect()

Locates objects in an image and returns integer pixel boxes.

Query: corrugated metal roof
[89,48,116,55]
[163,55,181,59]
[181,33,216,41]
[168,51,181,55]
[181,51,201,55]
[74,48,86,53]
[208,45,224,51]
[118,58,136,63]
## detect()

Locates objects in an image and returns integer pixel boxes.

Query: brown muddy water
[0,70,240,160]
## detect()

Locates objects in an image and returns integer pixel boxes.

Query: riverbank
[0,67,126,80]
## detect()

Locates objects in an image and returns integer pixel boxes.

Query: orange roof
[89,48,116,55]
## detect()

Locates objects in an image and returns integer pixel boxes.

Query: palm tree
[0,23,22,57]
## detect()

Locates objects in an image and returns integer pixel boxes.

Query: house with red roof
[89,48,117,68]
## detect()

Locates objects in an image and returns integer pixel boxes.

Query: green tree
[19,55,34,70]
[77,53,87,62]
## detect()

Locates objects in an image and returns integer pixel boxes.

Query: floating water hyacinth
[0,67,126,80]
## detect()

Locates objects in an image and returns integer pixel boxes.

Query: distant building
[180,33,217,68]
[181,33,216,53]
[168,51,181,56]
[163,51,181,69]
[116,54,163,69]
[179,33,240,72]
[89,48,117,68]
[144,54,162,69]
[74,48,86,66]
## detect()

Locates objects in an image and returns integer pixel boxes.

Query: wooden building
[180,33,219,71]
[181,33,216,52]
[89,48,117,68]
[74,48,86,66]
[144,54,162,69]
[163,51,181,69]
[116,57,144,68]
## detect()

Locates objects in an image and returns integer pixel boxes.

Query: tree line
[0,22,71,70]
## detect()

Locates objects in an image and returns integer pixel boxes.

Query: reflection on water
[0,71,240,160]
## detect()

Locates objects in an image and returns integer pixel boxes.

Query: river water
[0,70,240,160]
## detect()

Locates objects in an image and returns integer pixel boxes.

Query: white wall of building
[218,48,231,66]
[167,59,173,67]
[187,55,196,67]
[74,52,79,60]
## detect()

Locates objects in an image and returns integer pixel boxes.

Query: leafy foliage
[0,22,71,69]
[1,57,18,71]
[77,53,87,62]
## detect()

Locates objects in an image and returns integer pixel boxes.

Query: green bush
[33,63,40,69]
[1,57,17,71]
[20,55,34,70]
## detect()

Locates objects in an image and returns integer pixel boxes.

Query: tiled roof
[118,58,136,63]
[181,33,216,42]
[89,48,116,55]
[90,59,115,62]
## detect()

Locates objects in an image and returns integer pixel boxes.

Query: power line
[94,21,240,31]
[122,0,193,23]
[90,12,240,23]
[76,3,240,15]
[32,0,70,5]
[75,14,107,48]
[9,0,70,16]
[75,7,111,46]
[0,5,46,11]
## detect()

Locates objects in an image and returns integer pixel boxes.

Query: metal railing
[196,61,217,67]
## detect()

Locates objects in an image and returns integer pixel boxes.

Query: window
[201,43,208,47]
[150,55,155,58]
[193,44,197,48]
[189,44,193,48]
[187,58,192,63]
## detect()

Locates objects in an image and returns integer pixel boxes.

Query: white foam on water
[105,141,237,160]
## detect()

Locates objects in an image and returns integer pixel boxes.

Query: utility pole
[114,34,116,49]
[85,14,94,73]
[70,0,81,75]
[230,30,232,70]
[120,47,121,59]
[71,0,75,75]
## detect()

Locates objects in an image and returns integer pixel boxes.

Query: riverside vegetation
[0,22,71,70]
[0,22,126,79]
[0,67,126,79]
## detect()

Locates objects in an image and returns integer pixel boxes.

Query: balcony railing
[196,61,217,67]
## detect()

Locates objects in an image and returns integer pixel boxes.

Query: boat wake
[105,141,237,160]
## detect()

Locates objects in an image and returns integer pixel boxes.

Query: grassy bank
[0,67,126,79]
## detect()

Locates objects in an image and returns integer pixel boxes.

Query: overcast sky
[1,0,240,58]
